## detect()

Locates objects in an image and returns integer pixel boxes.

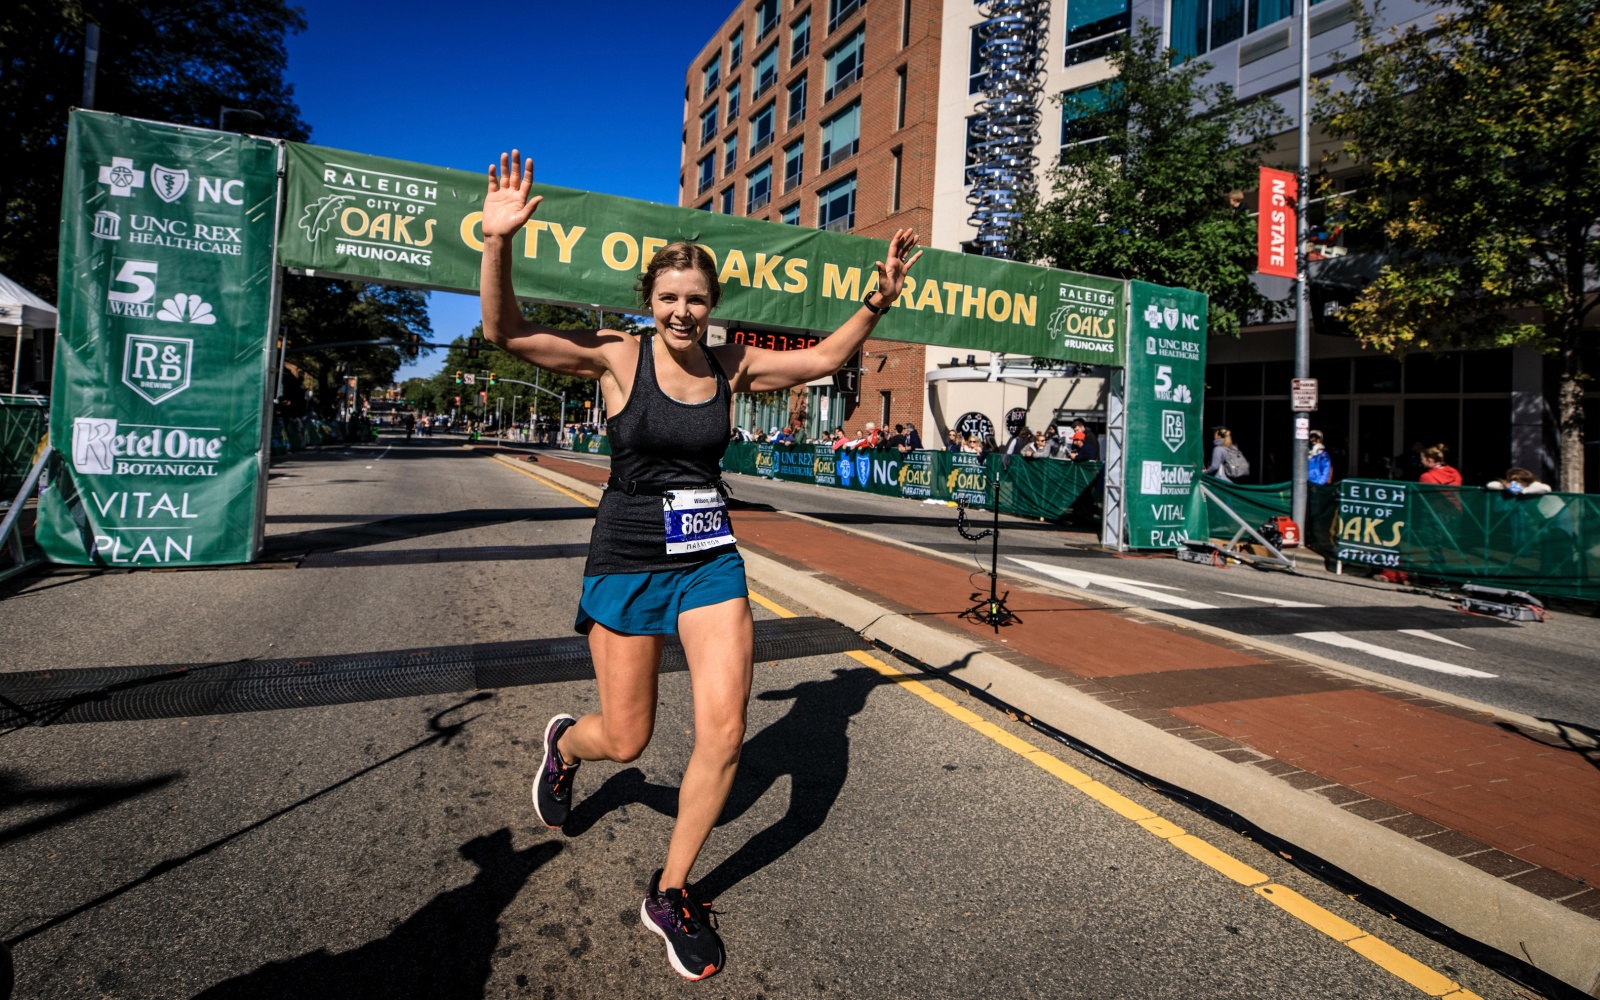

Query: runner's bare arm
[479,149,623,378]
[718,229,923,393]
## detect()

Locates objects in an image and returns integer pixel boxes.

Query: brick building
[679,0,941,442]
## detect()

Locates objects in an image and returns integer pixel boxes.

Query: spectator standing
[1070,419,1100,463]
[902,424,922,451]
[830,427,848,451]
[1486,467,1551,495]
[945,428,962,451]
[1418,444,1462,485]
[1203,427,1248,482]
[1307,431,1332,485]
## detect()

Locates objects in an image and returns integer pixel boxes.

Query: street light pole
[1291,0,1313,532]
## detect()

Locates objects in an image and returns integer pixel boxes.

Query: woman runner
[478,150,922,981]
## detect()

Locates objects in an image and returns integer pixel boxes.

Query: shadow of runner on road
[192,830,561,1000]
[562,667,887,902]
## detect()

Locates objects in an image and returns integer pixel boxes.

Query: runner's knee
[601,723,653,763]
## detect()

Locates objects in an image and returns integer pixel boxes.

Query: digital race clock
[729,329,821,352]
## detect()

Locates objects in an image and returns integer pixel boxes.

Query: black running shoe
[640,870,724,980]
[532,714,579,828]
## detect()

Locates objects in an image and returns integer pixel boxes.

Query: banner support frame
[253,140,289,560]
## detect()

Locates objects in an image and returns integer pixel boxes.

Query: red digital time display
[730,329,820,352]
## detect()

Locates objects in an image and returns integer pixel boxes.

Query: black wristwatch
[862,289,890,315]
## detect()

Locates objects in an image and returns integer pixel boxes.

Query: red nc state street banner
[1257,167,1297,279]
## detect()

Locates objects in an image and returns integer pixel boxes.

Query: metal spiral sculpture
[965,0,1050,260]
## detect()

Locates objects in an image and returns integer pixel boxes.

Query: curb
[490,452,1600,995]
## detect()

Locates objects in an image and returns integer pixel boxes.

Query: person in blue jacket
[1307,431,1332,485]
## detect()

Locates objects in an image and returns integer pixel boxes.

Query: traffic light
[406,333,420,360]
[488,373,498,387]
[454,371,463,384]
[466,337,481,361]
[454,396,461,406]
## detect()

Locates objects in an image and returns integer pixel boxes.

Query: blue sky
[284,1,733,379]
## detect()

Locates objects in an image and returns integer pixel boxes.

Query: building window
[825,28,864,101]
[890,145,903,212]
[784,139,804,191]
[700,106,719,145]
[721,186,735,214]
[703,53,722,97]
[724,134,739,175]
[757,0,780,38]
[969,25,987,94]
[820,101,860,170]
[698,155,715,194]
[1059,82,1116,156]
[781,202,801,225]
[1066,0,1132,65]
[900,0,912,47]
[964,113,983,186]
[895,65,907,128]
[698,200,713,211]
[791,10,811,63]
[754,45,779,97]
[787,74,809,128]
[828,0,862,33]
[730,26,744,67]
[818,174,856,231]
[880,390,892,427]
[751,103,776,154]
[728,80,741,121]
[748,162,773,212]
[1169,0,1294,62]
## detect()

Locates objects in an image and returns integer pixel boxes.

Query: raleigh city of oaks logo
[150,165,189,203]
[122,334,193,404]
[1161,410,1186,453]
[98,157,145,197]
[1045,282,1119,355]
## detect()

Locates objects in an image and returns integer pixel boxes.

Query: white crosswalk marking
[1294,632,1496,678]
[1008,557,1219,610]
[1218,592,1324,608]
[1396,628,1473,649]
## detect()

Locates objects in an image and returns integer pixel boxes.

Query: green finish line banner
[278,143,1126,363]
[37,111,281,566]
[1122,280,1208,549]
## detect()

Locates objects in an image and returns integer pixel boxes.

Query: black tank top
[583,333,734,576]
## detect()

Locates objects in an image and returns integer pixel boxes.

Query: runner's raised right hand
[483,149,542,240]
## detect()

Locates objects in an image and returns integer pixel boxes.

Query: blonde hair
[1422,443,1449,465]
[637,241,721,308]
[1214,427,1234,448]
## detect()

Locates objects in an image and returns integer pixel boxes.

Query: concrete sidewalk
[492,447,1600,996]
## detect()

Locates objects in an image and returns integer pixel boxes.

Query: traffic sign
[462,373,477,385]
[1291,377,1318,411]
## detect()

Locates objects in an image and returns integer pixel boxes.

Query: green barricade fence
[2,396,49,500]
[568,433,612,456]
[1337,480,1600,603]
[1197,478,1339,550]
[723,443,1099,520]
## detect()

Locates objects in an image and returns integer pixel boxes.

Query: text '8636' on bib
[662,488,736,555]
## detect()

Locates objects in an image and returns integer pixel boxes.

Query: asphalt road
[556,450,1600,731]
[0,438,1532,998]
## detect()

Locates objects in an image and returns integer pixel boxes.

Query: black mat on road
[0,618,868,728]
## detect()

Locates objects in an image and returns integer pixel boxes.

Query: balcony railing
[819,138,858,171]
[749,190,771,212]
[751,133,773,156]
[785,168,802,191]
[787,104,805,130]
[824,65,860,102]
[822,214,853,232]
[699,176,714,195]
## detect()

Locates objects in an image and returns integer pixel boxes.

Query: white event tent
[0,272,58,394]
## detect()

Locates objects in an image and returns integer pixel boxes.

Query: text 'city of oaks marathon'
[35,109,1209,569]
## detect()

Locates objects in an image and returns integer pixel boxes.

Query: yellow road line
[490,454,599,508]
[747,585,1486,1000]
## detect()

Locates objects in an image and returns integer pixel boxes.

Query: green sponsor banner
[945,452,992,506]
[278,142,1125,362]
[1335,479,1408,567]
[37,110,281,566]
[1123,280,1208,549]
[897,449,936,499]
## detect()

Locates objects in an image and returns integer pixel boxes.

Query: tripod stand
[956,446,1022,632]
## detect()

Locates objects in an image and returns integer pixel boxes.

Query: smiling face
[649,269,713,352]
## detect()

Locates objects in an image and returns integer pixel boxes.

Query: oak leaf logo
[298,194,350,243]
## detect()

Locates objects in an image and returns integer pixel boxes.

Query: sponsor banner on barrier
[278,142,1126,364]
[812,445,838,486]
[773,445,818,483]
[946,452,991,507]
[1123,280,1208,549]
[898,449,935,499]
[754,443,776,477]
[1335,479,1407,567]
[38,110,280,566]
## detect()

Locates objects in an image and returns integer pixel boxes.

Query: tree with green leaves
[1316,0,1600,491]
[1016,22,1290,338]
[280,277,431,416]
[2,0,308,296]
[424,306,640,426]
